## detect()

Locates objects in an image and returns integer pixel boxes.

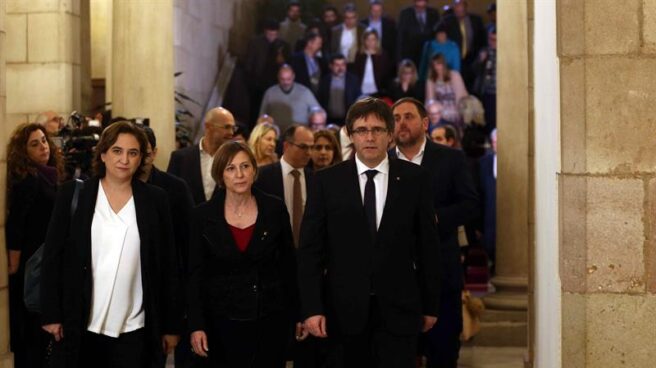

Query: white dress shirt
[361,54,378,95]
[199,137,215,201]
[280,157,307,224]
[87,183,144,337]
[355,155,389,230]
[396,138,427,165]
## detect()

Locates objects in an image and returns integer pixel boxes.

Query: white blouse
[361,54,378,95]
[87,183,144,337]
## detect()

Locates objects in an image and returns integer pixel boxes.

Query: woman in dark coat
[6,123,62,367]
[40,121,181,368]
[187,142,301,367]
[352,28,392,96]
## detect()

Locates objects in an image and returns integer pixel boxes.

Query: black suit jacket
[479,153,496,254]
[330,24,365,59]
[148,167,194,275]
[167,144,217,205]
[289,51,325,94]
[318,73,362,121]
[40,178,180,368]
[397,6,440,65]
[390,140,479,293]
[440,14,487,64]
[360,17,397,62]
[352,51,393,92]
[255,161,314,211]
[187,188,297,329]
[297,158,440,336]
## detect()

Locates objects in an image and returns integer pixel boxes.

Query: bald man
[36,111,64,135]
[167,107,236,204]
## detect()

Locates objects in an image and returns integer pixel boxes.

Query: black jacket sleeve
[415,170,441,317]
[186,207,208,332]
[435,149,480,235]
[5,176,38,251]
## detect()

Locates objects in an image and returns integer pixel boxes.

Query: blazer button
[252,285,258,292]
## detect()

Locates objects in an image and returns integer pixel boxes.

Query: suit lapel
[132,180,150,263]
[79,178,100,270]
[377,159,401,241]
[189,145,205,202]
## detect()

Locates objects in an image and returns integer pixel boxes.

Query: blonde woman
[425,53,468,125]
[248,123,279,167]
[352,28,391,96]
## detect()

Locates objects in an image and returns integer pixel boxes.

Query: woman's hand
[162,334,180,355]
[190,330,209,357]
[42,323,64,341]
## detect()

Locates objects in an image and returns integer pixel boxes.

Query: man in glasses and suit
[297,97,441,368]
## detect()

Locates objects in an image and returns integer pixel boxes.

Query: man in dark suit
[397,0,440,66]
[479,129,496,269]
[298,97,441,368]
[360,0,397,62]
[318,54,362,126]
[140,126,196,368]
[290,32,325,96]
[330,4,365,64]
[167,107,235,205]
[256,124,315,247]
[390,97,479,368]
[439,0,487,90]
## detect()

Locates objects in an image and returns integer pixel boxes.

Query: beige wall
[0,0,14,366]
[558,0,656,366]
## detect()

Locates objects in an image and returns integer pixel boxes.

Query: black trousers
[207,313,287,368]
[424,290,463,368]
[80,328,146,368]
[9,274,49,368]
[336,297,417,368]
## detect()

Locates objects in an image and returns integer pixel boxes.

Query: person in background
[35,111,64,136]
[290,32,325,95]
[426,53,468,126]
[418,23,461,80]
[479,128,497,273]
[352,28,392,97]
[168,107,236,205]
[388,59,425,102]
[6,123,63,368]
[309,129,342,171]
[397,0,441,66]
[360,0,397,65]
[280,1,307,49]
[41,121,181,368]
[320,4,340,57]
[430,123,459,148]
[318,54,362,126]
[473,26,497,134]
[331,3,365,64]
[309,106,328,131]
[188,142,300,367]
[248,123,279,167]
[426,99,451,129]
[233,124,251,143]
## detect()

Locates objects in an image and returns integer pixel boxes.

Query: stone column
[5,0,82,129]
[478,0,529,347]
[112,0,174,168]
[0,0,15,366]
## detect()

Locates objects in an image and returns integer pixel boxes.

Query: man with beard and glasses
[390,97,478,368]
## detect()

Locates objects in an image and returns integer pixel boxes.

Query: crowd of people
[5,1,499,368]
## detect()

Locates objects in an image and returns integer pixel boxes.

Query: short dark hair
[345,97,394,135]
[263,18,280,31]
[282,124,311,143]
[305,31,322,43]
[391,97,428,120]
[323,4,338,14]
[329,53,346,64]
[211,141,258,188]
[141,125,157,149]
[314,129,343,166]
[93,121,149,178]
[432,123,458,142]
[343,3,357,14]
[287,1,301,11]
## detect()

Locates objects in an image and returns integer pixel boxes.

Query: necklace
[228,196,252,218]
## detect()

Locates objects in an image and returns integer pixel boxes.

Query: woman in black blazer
[40,121,181,368]
[6,123,62,368]
[352,28,392,96]
[187,141,300,367]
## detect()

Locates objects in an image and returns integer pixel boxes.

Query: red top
[228,223,255,252]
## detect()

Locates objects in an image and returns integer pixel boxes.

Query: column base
[0,352,13,368]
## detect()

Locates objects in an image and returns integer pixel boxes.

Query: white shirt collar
[281,156,304,176]
[355,154,389,176]
[395,137,427,161]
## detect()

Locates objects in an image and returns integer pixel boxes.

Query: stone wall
[5,0,82,131]
[558,1,656,366]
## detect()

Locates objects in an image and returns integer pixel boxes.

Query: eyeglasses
[351,127,388,137]
[311,144,333,151]
[289,142,312,151]
[217,124,238,133]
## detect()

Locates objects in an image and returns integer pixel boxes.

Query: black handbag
[24,179,84,314]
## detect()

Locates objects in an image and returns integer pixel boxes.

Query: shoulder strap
[70,178,84,216]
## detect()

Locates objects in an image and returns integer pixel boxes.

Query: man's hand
[422,315,438,332]
[295,322,310,341]
[162,334,180,355]
[190,330,209,357]
[42,323,64,341]
[304,315,328,338]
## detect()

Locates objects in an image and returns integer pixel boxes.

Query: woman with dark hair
[6,123,63,368]
[188,142,301,367]
[40,121,181,368]
[426,53,468,126]
[352,28,392,96]
[309,129,342,171]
